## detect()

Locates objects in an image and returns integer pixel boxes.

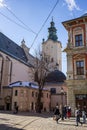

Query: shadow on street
[0,124,23,130]
[0,110,53,118]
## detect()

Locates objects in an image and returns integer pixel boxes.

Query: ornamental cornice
[65,79,87,86]
[64,46,87,54]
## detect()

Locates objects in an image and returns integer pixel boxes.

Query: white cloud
[0,0,7,7]
[65,0,80,11]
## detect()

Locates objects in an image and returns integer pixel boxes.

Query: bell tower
[42,18,62,71]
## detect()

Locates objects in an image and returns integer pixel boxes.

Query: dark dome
[46,70,66,83]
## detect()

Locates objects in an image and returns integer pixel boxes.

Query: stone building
[0,32,35,109]
[3,81,50,112]
[45,69,67,111]
[62,13,87,114]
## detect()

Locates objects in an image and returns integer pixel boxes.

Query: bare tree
[32,50,50,113]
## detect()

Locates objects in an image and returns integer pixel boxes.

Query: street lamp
[61,87,64,120]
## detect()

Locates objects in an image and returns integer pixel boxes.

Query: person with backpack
[75,108,83,126]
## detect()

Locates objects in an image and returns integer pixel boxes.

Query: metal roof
[62,13,87,24]
[0,32,27,62]
[0,32,28,63]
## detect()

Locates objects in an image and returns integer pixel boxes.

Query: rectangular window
[14,102,17,107]
[15,90,18,96]
[36,92,38,97]
[47,93,48,98]
[50,88,56,94]
[76,61,84,75]
[75,34,83,47]
[32,91,34,97]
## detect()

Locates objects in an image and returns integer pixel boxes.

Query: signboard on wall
[75,94,87,100]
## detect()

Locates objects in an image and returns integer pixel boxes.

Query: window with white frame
[75,34,83,47]
[76,60,84,75]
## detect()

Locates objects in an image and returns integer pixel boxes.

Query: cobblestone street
[0,111,87,130]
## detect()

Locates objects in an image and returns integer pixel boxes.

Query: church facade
[0,19,67,112]
[0,32,51,111]
[62,13,87,114]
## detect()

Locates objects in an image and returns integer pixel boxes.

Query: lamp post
[61,87,64,120]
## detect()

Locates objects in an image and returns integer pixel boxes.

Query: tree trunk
[36,88,42,113]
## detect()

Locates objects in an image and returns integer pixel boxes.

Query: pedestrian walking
[13,105,18,114]
[61,106,65,120]
[67,106,71,119]
[64,105,67,119]
[82,108,86,124]
[75,108,83,126]
[53,105,60,124]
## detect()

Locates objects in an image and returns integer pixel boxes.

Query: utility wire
[0,1,37,35]
[30,0,60,50]
[0,11,36,33]
[5,6,37,35]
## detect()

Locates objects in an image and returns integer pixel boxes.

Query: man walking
[75,108,82,126]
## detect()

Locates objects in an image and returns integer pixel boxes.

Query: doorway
[75,94,87,112]
[6,103,11,110]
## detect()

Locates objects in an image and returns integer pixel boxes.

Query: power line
[5,6,37,35]
[0,11,36,33]
[30,0,60,50]
[0,2,37,35]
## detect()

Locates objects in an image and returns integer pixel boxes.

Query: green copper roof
[48,19,58,41]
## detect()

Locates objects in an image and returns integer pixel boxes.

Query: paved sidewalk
[0,111,87,130]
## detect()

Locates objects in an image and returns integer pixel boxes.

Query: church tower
[42,19,62,71]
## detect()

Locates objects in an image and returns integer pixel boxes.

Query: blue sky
[0,0,87,75]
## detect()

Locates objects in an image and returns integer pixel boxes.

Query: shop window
[76,60,84,75]
[75,34,83,47]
